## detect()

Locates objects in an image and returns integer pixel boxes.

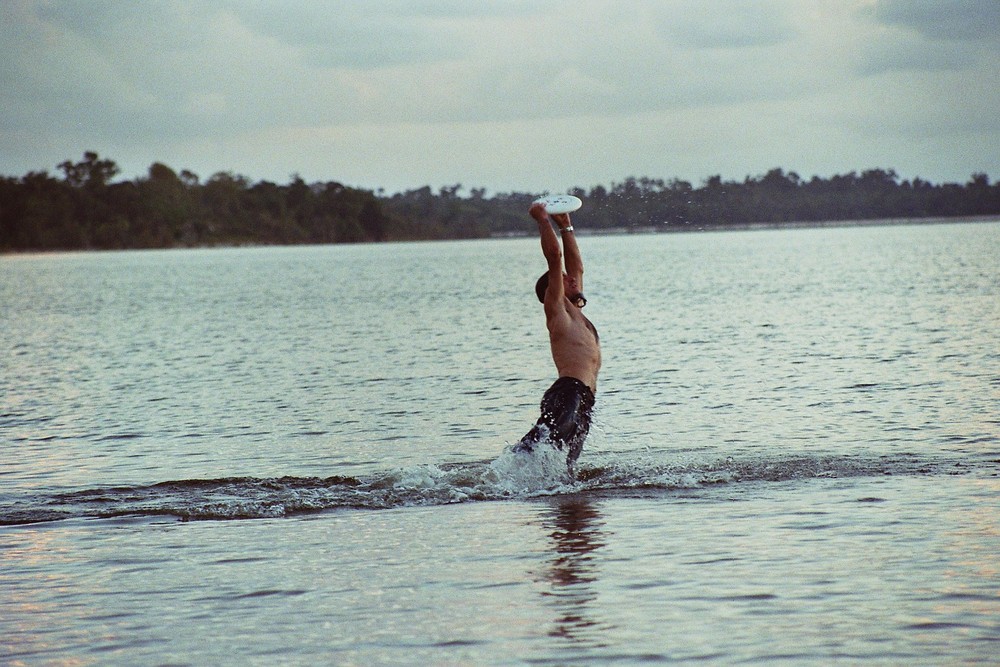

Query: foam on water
[483,441,576,494]
[0,448,987,526]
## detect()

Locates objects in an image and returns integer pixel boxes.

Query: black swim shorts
[514,376,596,466]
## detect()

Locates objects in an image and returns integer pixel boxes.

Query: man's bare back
[547,299,601,392]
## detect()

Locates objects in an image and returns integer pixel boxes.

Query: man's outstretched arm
[552,212,583,289]
[531,203,562,269]
[530,203,565,306]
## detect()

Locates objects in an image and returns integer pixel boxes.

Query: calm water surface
[2,221,998,664]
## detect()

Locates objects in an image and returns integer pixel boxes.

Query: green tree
[136,163,199,246]
[58,151,120,189]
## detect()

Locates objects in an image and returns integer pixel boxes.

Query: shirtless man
[513,202,602,469]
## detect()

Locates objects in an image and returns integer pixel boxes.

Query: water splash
[0,450,985,526]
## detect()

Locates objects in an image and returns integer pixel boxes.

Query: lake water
[2,220,998,665]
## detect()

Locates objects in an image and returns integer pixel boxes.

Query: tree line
[2,152,998,251]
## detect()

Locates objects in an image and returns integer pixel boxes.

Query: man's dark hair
[535,272,548,303]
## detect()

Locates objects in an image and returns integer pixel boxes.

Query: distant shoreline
[491,214,1000,238]
[3,215,998,256]
[6,154,997,252]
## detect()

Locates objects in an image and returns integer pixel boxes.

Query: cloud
[871,0,1000,43]
[0,0,997,190]
[655,0,796,49]
[224,1,473,69]
[855,0,1000,75]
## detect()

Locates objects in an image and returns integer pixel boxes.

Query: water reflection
[537,496,613,647]
[0,526,96,662]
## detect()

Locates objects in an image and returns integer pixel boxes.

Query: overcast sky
[2,0,998,194]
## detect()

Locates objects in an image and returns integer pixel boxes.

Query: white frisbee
[532,194,582,214]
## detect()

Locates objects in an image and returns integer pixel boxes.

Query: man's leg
[513,422,548,453]
[513,380,574,454]
[514,380,584,454]
[545,379,594,467]
[539,387,583,444]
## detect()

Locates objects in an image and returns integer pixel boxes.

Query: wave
[0,447,981,526]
